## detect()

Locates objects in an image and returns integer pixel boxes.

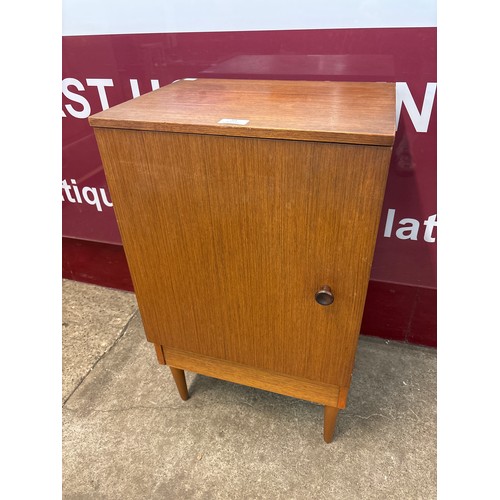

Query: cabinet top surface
[89,78,395,146]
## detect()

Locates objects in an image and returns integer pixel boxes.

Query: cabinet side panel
[94,129,391,387]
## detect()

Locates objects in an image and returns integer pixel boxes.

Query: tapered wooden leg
[324,405,339,443]
[169,366,189,401]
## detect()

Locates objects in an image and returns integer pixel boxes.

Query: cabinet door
[95,129,392,388]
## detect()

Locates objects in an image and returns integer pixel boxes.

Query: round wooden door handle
[315,286,334,306]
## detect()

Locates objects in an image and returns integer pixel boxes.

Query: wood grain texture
[93,129,393,389]
[89,79,395,146]
[164,347,340,407]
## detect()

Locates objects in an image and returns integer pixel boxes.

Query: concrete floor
[62,279,436,499]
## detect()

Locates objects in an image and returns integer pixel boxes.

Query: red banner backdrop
[62,27,436,345]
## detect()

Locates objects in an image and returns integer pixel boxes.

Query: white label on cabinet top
[218,118,249,125]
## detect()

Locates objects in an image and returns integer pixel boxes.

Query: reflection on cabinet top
[89,78,396,146]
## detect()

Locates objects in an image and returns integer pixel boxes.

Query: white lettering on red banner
[62,179,113,212]
[61,179,438,244]
[383,208,437,243]
[61,78,437,133]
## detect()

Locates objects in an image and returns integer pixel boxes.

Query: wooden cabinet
[89,79,395,442]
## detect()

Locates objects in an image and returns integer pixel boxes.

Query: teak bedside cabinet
[89,79,395,442]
